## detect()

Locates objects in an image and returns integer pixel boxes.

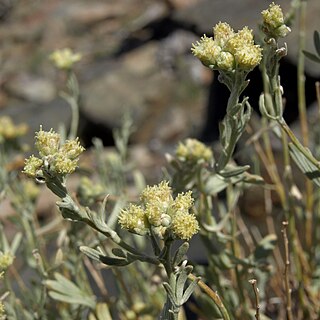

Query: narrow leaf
[48,291,95,309]
[172,242,189,267]
[163,283,178,306]
[303,50,320,63]
[80,246,101,262]
[181,277,200,304]
[289,143,320,187]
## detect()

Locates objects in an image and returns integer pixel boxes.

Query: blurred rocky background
[0,0,319,149]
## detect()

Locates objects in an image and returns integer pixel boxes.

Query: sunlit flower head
[35,127,60,157]
[176,138,213,163]
[118,181,199,240]
[23,127,85,178]
[192,23,262,72]
[171,211,199,240]
[0,252,14,270]
[261,2,291,38]
[118,204,148,236]
[23,155,43,178]
[49,48,82,70]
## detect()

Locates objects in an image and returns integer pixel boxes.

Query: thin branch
[249,279,260,320]
[281,221,293,320]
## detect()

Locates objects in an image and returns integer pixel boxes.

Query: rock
[4,73,56,103]
[0,98,71,147]
[81,40,205,144]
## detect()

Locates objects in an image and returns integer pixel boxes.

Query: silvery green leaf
[202,213,230,233]
[80,246,101,262]
[45,273,96,309]
[289,143,320,186]
[176,268,190,301]
[112,248,127,258]
[163,283,178,306]
[181,277,200,305]
[10,232,22,255]
[172,242,189,267]
[48,291,95,309]
[99,255,131,266]
[302,50,320,63]
[218,165,250,178]
[204,174,229,195]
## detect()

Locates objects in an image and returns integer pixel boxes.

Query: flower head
[49,48,82,70]
[0,252,14,270]
[176,138,213,163]
[118,204,148,235]
[60,138,85,160]
[171,211,199,240]
[192,22,262,72]
[23,127,85,179]
[35,127,60,157]
[213,22,235,47]
[140,181,172,211]
[119,181,199,240]
[261,3,291,38]
[23,155,43,178]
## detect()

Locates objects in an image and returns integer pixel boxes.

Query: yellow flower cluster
[0,252,14,270]
[261,2,290,38]
[0,116,28,141]
[118,181,199,240]
[192,22,262,71]
[176,138,213,163]
[49,48,82,70]
[23,127,85,178]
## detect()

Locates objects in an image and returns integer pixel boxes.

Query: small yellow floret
[191,35,220,67]
[60,138,85,160]
[171,212,199,240]
[172,191,194,212]
[49,48,82,70]
[140,181,172,209]
[176,138,213,163]
[118,204,147,235]
[213,22,234,47]
[261,2,290,38]
[262,2,284,29]
[35,127,60,156]
[53,153,79,174]
[23,155,43,178]
[0,252,14,270]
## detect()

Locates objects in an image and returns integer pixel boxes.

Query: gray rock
[4,73,56,103]
[0,98,71,147]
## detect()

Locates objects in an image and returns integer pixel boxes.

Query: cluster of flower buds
[192,22,262,72]
[175,138,213,164]
[23,127,85,180]
[49,48,82,70]
[0,252,14,271]
[118,181,199,240]
[261,2,291,39]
